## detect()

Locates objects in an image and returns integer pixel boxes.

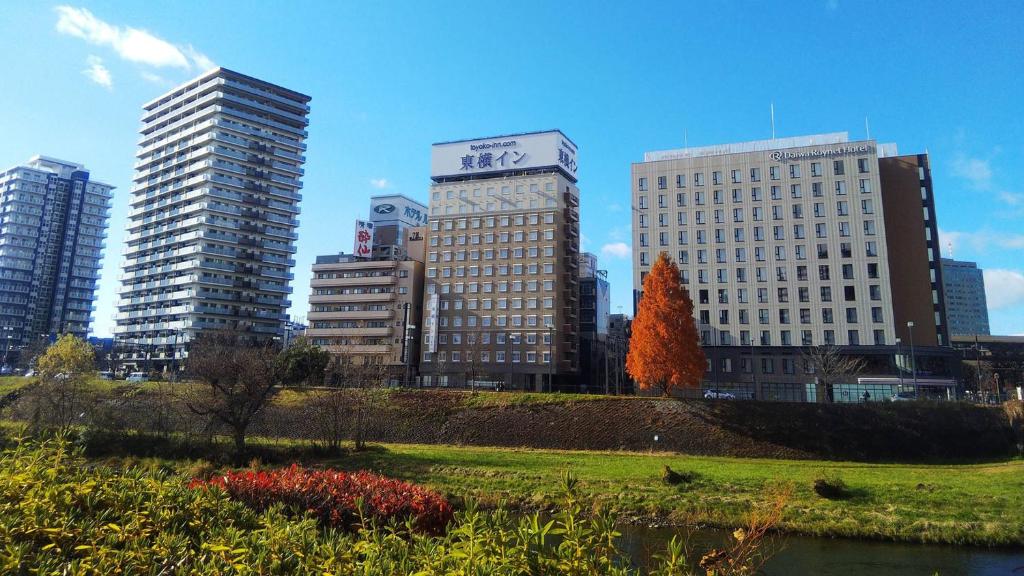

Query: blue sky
[1,1,1023,337]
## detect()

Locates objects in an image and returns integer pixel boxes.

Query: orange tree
[626,252,706,396]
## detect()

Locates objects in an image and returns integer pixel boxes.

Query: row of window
[701,328,886,347]
[646,245,881,266]
[429,247,556,262]
[430,230,558,246]
[425,349,551,364]
[434,312,554,328]
[427,263,556,278]
[641,201,875,224]
[637,158,872,191]
[432,181,557,201]
[434,331,553,345]
[640,221,879,245]
[697,305,885,326]
[426,280,557,295]
[694,283,881,304]
[641,263,885,291]
[430,213,557,231]
[638,181,873,209]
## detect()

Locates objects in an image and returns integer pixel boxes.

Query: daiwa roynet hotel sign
[431,130,578,182]
[769,144,873,162]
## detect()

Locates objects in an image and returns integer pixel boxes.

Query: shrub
[0,438,780,574]
[190,463,454,533]
[813,471,849,499]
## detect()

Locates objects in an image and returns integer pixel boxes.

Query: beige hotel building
[632,132,955,401]
[421,130,580,391]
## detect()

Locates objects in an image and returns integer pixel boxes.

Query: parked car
[889,391,917,402]
[97,371,114,380]
[126,372,149,383]
[23,369,35,378]
[704,389,736,400]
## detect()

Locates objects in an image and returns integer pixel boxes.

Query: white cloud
[55,6,213,70]
[952,154,993,190]
[939,228,1024,257]
[369,178,389,189]
[999,191,1024,206]
[984,269,1024,310]
[82,55,112,89]
[601,242,630,259]
[139,70,167,84]
[607,225,629,241]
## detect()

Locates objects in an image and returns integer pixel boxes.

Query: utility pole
[907,321,918,397]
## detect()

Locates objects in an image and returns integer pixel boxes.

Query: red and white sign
[353,219,374,257]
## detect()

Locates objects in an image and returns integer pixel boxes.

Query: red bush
[189,464,453,533]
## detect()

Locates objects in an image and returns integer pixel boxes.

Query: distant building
[282,318,307,347]
[941,258,990,336]
[307,196,427,384]
[0,156,113,346]
[579,257,610,393]
[608,314,633,394]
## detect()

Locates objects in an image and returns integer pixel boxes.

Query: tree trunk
[232,427,247,460]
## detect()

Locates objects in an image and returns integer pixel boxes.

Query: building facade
[0,156,113,347]
[579,254,610,393]
[307,196,427,383]
[115,68,310,370]
[631,133,955,400]
[941,258,990,336]
[421,130,580,391]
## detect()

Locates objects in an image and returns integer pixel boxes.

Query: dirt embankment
[8,388,1020,462]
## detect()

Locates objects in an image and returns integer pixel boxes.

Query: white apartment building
[115,68,310,370]
[422,130,580,391]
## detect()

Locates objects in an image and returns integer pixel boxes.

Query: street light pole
[895,337,903,391]
[907,321,918,398]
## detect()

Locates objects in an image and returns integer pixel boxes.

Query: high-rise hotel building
[0,156,112,346]
[421,131,580,391]
[632,133,951,398]
[116,68,310,369]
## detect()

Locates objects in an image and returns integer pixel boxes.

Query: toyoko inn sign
[431,130,578,181]
[768,144,872,163]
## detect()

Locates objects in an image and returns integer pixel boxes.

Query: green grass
[0,377,29,397]
[308,442,1024,547]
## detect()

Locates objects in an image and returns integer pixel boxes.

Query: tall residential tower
[115,68,310,370]
[940,258,990,336]
[0,156,113,347]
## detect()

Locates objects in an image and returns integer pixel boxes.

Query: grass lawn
[305,442,1024,547]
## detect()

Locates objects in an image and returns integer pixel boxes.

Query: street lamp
[907,322,918,398]
[895,337,903,391]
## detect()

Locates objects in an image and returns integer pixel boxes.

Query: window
[833,160,845,176]
[835,181,847,195]
[712,171,723,185]
[857,158,870,173]
[676,174,686,188]
[859,179,871,193]
[750,167,761,182]
[657,176,667,189]
[811,162,822,177]
[769,166,781,180]
[844,285,856,301]
[789,164,801,178]
[821,286,832,302]
[638,177,648,191]
[861,199,873,214]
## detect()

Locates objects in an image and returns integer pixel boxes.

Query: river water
[617,525,1024,575]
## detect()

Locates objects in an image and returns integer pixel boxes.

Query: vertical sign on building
[424,293,439,353]
[353,220,374,257]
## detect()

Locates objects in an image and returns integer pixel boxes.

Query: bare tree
[324,354,390,450]
[184,331,284,457]
[802,346,866,403]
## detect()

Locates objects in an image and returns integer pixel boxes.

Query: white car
[704,389,736,400]
[126,372,149,383]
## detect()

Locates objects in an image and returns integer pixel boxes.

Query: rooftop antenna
[684,128,688,148]
[770,102,776,140]
[865,116,871,140]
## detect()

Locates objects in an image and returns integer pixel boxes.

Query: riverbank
[77,431,1024,547]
